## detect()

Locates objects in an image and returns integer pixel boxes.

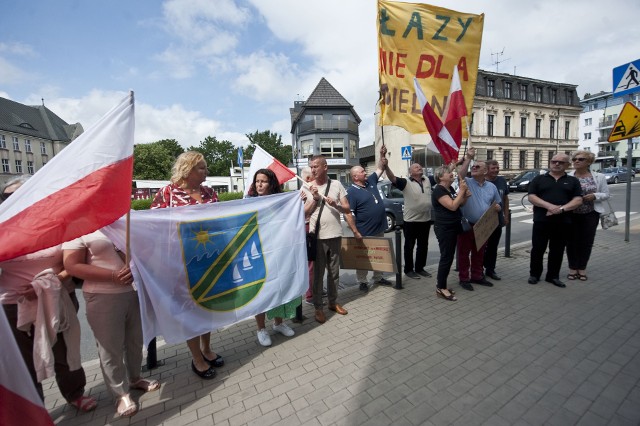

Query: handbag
[461,216,472,232]
[600,199,618,230]
[306,180,332,261]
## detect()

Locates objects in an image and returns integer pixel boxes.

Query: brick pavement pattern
[43,224,640,425]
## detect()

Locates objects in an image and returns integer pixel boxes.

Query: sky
[1,0,639,150]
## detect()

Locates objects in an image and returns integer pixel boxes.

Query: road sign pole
[625,139,632,242]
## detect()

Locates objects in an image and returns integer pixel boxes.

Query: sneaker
[359,282,369,292]
[257,329,272,347]
[416,270,432,278]
[405,271,421,280]
[272,323,295,337]
[376,278,393,286]
[303,298,314,305]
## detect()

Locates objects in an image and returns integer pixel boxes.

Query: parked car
[602,167,636,184]
[377,180,404,232]
[508,169,547,192]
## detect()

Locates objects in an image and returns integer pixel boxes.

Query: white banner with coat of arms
[104,191,307,345]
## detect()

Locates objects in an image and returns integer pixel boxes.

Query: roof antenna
[490,48,511,73]
[41,98,45,106]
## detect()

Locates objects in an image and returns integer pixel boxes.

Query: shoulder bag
[600,199,618,230]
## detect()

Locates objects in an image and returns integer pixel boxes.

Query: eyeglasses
[471,165,481,169]
[550,161,568,165]
[1,192,13,201]
[572,157,587,162]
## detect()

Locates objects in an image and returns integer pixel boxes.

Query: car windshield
[602,168,614,173]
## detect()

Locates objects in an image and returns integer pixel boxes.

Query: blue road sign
[401,145,412,160]
[613,59,640,97]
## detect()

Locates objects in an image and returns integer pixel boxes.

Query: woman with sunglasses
[566,151,610,281]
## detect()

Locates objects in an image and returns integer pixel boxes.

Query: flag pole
[125,211,131,264]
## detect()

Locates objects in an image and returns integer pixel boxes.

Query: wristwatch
[560,206,564,212]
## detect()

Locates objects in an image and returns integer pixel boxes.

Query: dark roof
[0,97,82,142]
[290,78,361,131]
[358,144,375,161]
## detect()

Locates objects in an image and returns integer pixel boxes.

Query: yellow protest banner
[377,0,484,135]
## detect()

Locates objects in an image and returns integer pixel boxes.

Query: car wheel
[385,213,395,232]
[632,175,636,182]
[613,177,619,184]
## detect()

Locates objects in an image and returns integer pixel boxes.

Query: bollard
[504,216,511,258]
[394,225,403,289]
[146,338,157,370]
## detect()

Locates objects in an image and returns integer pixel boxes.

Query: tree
[189,136,236,176]
[155,139,184,159]
[133,142,176,180]
[245,130,293,166]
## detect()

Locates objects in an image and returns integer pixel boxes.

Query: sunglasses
[550,160,568,165]
[1,192,13,201]
[471,165,482,169]
[572,157,587,162]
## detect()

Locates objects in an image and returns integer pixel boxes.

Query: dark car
[377,180,404,232]
[508,169,547,192]
[602,167,636,184]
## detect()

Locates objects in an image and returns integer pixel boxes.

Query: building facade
[0,97,82,187]
[579,91,640,170]
[470,69,582,176]
[290,78,361,185]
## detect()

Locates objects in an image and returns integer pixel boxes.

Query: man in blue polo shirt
[347,144,393,291]
[457,148,502,291]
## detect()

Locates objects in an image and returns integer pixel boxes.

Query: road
[76,181,640,362]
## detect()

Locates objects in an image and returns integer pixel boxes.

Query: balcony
[297,119,359,135]
[598,118,615,129]
[597,150,619,159]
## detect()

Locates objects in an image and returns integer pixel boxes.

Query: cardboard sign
[340,237,397,273]
[473,202,499,249]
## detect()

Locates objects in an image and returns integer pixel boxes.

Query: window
[549,150,555,162]
[633,94,640,107]
[1,158,9,173]
[521,117,527,137]
[534,150,541,169]
[584,133,592,140]
[503,150,511,169]
[535,119,541,138]
[565,121,570,139]
[15,160,23,173]
[535,87,542,102]
[505,82,512,99]
[349,139,357,159]
[487,114,494,136]
[519,150,527,169]
[550,120,556,139]
[301,139,314,157]
[550,89,557,104]
[486,149,494,160]
[566,90,573,105]
[40,141,47,154]
[27,160,34,174]
[584,118,592,126]
[487,80,495,96]
[0,135,5,149]
[13,137,20,151]
[504,116,511,137]
[320,138,344,158]
[25,139,32,153]
[520,84,528,101]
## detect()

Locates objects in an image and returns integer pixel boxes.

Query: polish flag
[244,145,296,195]
[0,93,134,262]
[440,66,467,154]
[0,310,54,426]
[413,78,457,164]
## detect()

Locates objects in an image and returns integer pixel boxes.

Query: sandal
[116,394,138,417]
[566,273,578,280]
[578,273,588,281]
[70,395,97,412]
[130,378,161,392]
[436,288,457,301]
[202,351,224,368]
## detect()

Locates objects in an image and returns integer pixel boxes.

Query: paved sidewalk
[44,222,640,426]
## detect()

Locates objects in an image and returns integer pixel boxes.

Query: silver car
[602,167,636,184]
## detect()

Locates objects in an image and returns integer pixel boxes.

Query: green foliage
[131,198,152,210]
[245,130,293,167]
[133,139,184,180]
[189,136,236,177]
[217,192,244,202]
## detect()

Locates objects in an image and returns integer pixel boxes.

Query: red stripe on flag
[0,156,133,262]
[0,385,53,426]
[266,160,296,185]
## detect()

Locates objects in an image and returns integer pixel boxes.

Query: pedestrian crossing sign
[608,102,640,142]
[401,145,412,160]
[613,59,640,97]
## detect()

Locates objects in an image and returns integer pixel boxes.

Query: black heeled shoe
[436,288,457,301]
[191,361,216,379]
[202,352,224,368]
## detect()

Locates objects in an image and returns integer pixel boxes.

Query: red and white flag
[0,310,54,426]
[0,93,134,262]
[414,67,467,164]
[244,145,296,195]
